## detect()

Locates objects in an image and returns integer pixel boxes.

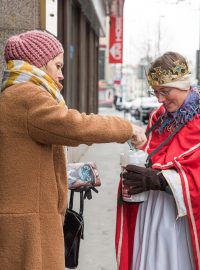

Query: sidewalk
[77,142,128,270]
[66,108,135,270]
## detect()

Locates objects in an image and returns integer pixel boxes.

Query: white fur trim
[162,169,186,218]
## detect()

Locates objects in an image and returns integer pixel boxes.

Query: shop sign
[109,16,123,63]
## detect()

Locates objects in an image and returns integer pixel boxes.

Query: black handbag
[64,190,84,269]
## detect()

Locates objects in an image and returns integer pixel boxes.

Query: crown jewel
[147,60,189,86]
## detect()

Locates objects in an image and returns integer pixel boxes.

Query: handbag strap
[69,190,84,215]
[145,116,162,137]
[145,122,185,167]
[69,190,74,209]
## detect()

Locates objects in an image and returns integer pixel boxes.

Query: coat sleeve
[27,87,132,146]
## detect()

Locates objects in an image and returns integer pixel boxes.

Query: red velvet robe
[116,105,200,270]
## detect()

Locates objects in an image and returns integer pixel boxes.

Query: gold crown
[147,60,189,86]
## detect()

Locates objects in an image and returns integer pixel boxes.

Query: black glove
[122,164,168,195]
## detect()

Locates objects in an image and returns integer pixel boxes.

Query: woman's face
[152,86,189,112]
[43,53,64,83]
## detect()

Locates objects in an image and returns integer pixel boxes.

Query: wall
[0,0,40,86]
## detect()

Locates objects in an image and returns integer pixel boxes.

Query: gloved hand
[122,164,168,195]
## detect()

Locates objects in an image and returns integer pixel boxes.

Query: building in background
[57,0,108,114]
[98,0,125,108]
[98,79,114,107]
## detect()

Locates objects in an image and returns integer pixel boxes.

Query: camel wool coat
[0,82,132,270]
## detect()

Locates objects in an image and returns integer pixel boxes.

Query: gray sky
[123,0,200,71]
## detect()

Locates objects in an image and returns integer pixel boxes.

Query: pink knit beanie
[4,30,64,68]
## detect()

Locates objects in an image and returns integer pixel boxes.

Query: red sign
[114,80,121,85]
[109,16,123,64]
[110,0,125,17]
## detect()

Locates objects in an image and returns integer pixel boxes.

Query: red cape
[116,106,200,270]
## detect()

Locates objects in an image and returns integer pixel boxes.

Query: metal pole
[198,5,200,86]
[158,17,161,55]
[157,16,164,57]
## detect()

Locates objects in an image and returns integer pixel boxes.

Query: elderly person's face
[152,86,189,112]
[42,53,64,83]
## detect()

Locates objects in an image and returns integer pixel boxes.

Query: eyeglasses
[148,88,173,97]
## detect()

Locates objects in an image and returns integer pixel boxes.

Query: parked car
[121,99,135,113]
[130,96,160,124]
[115,96,123,111]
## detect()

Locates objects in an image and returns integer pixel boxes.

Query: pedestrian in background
[116,51,200,270]
[0,30,146,270]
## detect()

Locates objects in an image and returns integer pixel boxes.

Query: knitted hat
[4,30,64,68]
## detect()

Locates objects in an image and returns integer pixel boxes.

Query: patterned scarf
[1,60,66,107]
[158,87,200,134]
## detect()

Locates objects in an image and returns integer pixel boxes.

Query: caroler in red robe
[116,52,200,270]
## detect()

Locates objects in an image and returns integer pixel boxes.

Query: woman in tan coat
[0,30,146,270]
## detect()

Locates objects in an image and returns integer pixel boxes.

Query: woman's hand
[131,124,147,148]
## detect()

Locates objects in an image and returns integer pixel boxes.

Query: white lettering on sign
[115,17,122,42]
[109,16,123,63]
